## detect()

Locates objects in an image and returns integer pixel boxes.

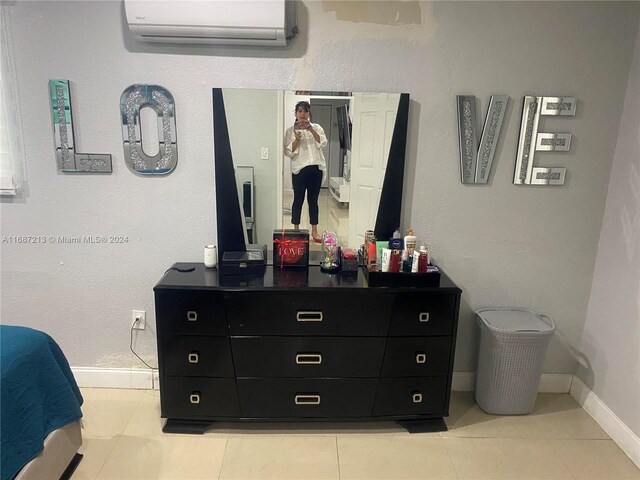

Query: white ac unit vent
[125,0,298,46]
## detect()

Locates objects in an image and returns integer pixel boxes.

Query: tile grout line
[335,434,342,480]
[440,435,462,479]
[539,436,579,480]
[81,389,145,479]
[217,433,231,480]
[92,433,124,480]
[119,392,146,436]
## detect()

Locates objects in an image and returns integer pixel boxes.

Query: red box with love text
[273,229,310,268]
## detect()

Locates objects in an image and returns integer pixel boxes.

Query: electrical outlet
[132,310,146,330]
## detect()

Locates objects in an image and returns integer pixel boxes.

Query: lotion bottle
[390,229,403,250]
[403,229,417,261]
[411,250,420,273]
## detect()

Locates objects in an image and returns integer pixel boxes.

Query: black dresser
[154,263,461,433]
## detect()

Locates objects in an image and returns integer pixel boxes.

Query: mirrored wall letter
[513,96,576,186]
[456,95,508,184]
[120,85,177,175]
[48,80,112,173]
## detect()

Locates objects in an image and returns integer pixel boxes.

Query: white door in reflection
[349,93,400,248]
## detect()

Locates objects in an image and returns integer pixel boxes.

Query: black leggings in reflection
[291,165,322,225]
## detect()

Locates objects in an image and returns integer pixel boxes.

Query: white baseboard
[570,376,640,469]
[452,372,573,393]
[452,372,475,391]
[538,373,574,393]
[72,367,154,389]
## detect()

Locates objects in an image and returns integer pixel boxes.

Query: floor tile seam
[334,434,342,480]
[440,433,546,439]
[226,432,338,439]
[442,436,579,479]
[541,434,614,441]
[440,434,464,480]
[334,432,439,440]
[217,433,231,480]
[538,436,580,479]
[93,433,124,480]
[116,395,147,437]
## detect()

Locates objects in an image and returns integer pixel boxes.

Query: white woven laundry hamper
[475,308,555,415]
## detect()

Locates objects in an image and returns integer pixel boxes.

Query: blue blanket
[1,326,83,480]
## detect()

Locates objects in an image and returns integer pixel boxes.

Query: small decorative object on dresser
[320,231,339,273]
[203,245,217,268]
[219,250,266,275]
[273,229,310,268]
[154,262,461,434]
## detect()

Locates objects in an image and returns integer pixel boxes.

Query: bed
[1,325,83,480]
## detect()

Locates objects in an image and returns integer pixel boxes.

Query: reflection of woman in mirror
[284,101,328,243]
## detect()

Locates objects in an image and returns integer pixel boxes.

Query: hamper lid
[476,309,554,332]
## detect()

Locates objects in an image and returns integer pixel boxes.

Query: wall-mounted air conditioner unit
[125,0,297,46]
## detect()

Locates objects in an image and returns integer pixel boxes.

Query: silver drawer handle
[419,312,429,323]
[296,311,323,322]
[190,392,201,404]
[295,394,321,405]
[188,352,199,364]
[412,392,423,404]
[296,353,322,364]
[415,353,426,364]
[187,311,198,322]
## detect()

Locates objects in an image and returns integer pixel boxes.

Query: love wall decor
[48,80,177,175]
[48,79,577,185]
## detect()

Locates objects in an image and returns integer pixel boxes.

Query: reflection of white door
[348,93,400,248]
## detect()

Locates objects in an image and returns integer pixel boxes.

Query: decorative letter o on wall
[120,85,177,175]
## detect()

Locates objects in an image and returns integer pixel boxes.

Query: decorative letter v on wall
[456,95,509,184]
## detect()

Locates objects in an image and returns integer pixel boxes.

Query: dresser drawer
[155,290,227,336]
[226,292,392,336]
[373,377,447,416]
[389,294,456,336]
[163,336,234,377]
[231,337,386,378]
[161,377,240,418]
[237,379,378,418]
[381,337,451,377]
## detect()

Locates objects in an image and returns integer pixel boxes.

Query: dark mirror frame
[213,88,410,264]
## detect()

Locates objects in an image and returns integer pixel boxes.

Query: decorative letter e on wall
[513,96,576,186]
[120,85,177,175]
[49,80,112,172]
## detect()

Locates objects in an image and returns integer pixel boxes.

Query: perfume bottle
[418,245,429,273]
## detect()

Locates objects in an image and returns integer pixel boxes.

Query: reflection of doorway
[281,93,352,245]
[309,99,350,187]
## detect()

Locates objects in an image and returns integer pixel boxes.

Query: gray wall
[577,29,640,437]
[223,88,279,246]
[0,2,638,380]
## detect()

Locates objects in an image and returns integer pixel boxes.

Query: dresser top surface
[155,263,461,293]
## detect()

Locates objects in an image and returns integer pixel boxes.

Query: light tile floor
[74,389,639,480]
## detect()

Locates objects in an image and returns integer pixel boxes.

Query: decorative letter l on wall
[49,80,112,173]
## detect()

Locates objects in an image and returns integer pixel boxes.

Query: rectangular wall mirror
[213,88,409,260]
